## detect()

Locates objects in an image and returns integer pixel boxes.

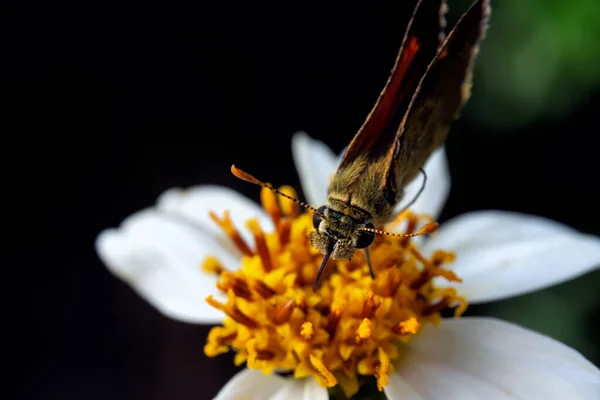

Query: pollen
[203,186,467,396]
[301,322,314,340]
[394,317,420,335]
[356,318,372,342]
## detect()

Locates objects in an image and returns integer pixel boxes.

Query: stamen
[261,186,281,227]
[201,256,224,276]
[409,245,436,271]
[409,271,429,290]
[382,267,402,297]
[295,294,307,314]
[278,186,299,218]
[361,291,382,319]
[431,249,456,266]
[400,212,418,246]
[252,280,276,299]
[247,339,278,372]
[216,273,253,300]
[255,350,275,360]
[309,354,337,387]
[431,288,468,317]
[339,342,355,361]
[204,327,237,357]
[423,297,450,316]
[247,219,274,272]
[209,211,253,256]
[233,352,247,366]
[375,347,390,391]
[432,268,462,283]
[277,218,292,247]
[273,298,295,325]
[327,304,343,337]
[409,247,462,289]
[205,295,258,328]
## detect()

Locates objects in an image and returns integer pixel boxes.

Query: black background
[7,1,599,399]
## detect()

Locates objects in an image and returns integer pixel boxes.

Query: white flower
[96,132,600,399]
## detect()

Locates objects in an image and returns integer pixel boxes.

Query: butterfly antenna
[398,168,427,214]
[358,221,438,238]
[231,165,325,217]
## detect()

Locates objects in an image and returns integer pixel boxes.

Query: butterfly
[232,0,490,290]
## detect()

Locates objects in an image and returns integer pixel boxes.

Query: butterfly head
[309,205,376,261]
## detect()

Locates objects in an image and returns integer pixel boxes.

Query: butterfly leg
[364,248,375,279]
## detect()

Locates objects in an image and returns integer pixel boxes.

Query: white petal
[422,211,600,303]
[214,369,327,400]
[291,131,338,206]
[386,317,600,400]
[96,208,239,324]
[269,377,328,400]
[298,378,328,400]
[214,369,287,399]
[384,375,426,400]
[158,185,272,250]
[395,147,451,220]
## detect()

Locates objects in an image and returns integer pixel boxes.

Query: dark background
[7,1,599,399]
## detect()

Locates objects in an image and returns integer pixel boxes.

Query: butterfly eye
[312,206,327,229]
[355,223,375,249]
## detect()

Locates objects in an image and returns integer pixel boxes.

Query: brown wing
[335,0,448,178]
[385,0,490,196]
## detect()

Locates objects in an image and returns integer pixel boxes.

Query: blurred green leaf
[464,0,600,130]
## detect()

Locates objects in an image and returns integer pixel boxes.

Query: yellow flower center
[203,186,466,397]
